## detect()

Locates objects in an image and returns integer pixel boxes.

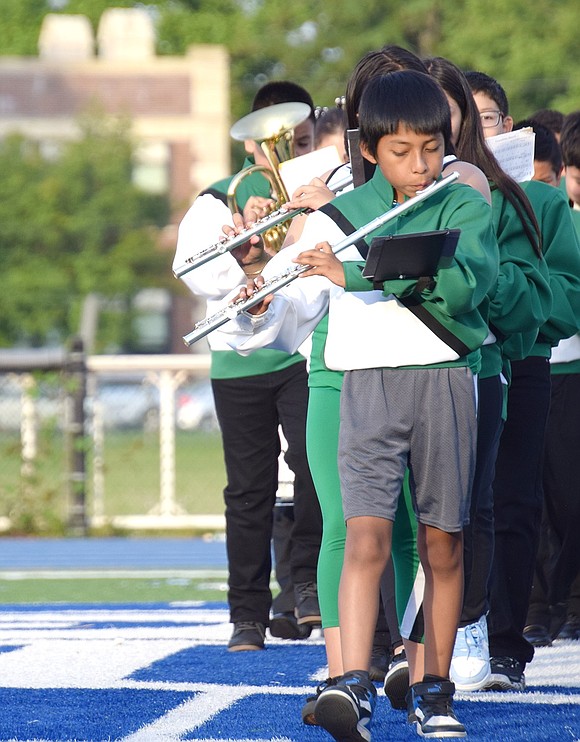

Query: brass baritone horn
[182,171,460,346]
[227,101,312,253]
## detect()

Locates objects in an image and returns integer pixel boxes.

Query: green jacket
[550,208,580,375]
[501,181,580,360]
[308,167,499,387]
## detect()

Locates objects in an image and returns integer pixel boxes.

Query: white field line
[0,569,227,580]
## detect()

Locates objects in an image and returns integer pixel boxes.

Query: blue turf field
[0,600,579,741]
[0,539,579,741]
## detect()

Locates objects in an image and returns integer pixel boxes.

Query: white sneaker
[449,614,491,691]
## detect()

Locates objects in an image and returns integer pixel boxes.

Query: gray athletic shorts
[338,366,477,533]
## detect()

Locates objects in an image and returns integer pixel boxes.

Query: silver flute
[183,171,459,346]
[173,171,353,278]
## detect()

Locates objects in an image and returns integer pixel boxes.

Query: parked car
[91,377,160,432]
[176,380,219,432]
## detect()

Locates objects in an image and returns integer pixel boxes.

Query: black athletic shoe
[523,623,552,647]
[269,612,312,640]
[483,656,526,691]
[301,677,339,726]
[294,582,321,626]
[406,689,417,724]
[369,644,390,681]
[315,670,376,741]
[411,679,466,738]
[383,648,409,710]
[557,614,580,641]
[227,621,265,651]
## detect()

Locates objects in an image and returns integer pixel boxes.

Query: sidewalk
[0,536,227,571]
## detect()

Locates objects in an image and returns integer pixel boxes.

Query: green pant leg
[306,386,344,629]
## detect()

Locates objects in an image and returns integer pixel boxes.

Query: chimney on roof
[38,13,95,60]
[97,8,156,60]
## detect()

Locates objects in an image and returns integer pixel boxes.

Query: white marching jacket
[550,333,580,364]
[224,208,464,370]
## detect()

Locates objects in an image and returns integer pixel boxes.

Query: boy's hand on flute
[294,241,346,287]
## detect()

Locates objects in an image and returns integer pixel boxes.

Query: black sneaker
[523,623,552,647]
[315,670,377,741]
[301,677,339,726]
[227,621,265,652]
[269,612,312,640]
[369,644,390,681]
[482,656,526,691]
[557,613,580,641]
[383,648,409,710]
[406,689,417,724]
[411,679,466,738]
[294,582,322,626]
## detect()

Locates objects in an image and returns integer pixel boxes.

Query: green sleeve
[343,261,416,295]
[490,190,553,338]
[534,186,580,344]
[378,196,498,319]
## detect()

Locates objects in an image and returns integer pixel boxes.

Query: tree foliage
[2,0,578,119]
[0,0,579,346]
[0,114,170,347]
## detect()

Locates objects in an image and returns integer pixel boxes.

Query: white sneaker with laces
[449,614,491,691]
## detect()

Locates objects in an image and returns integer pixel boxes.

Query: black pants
[212,362,322,624]
[528,374,580,626]
[271,504,295,614]
[460,374,504,626]
[488,356,551,665]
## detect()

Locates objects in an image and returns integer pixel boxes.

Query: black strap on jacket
[319,202,471,358]
[318,203,370,259]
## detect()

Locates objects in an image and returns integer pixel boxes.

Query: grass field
[0,429,226,532]
[0,575,229,604]
[98,430,226,516]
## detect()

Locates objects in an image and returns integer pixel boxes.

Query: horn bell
[230,101,311,142]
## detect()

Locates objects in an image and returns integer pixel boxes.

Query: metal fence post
[66,336,88,535]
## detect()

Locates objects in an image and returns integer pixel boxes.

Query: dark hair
[514,118,562,174]
[530,108,565,136]
[314,106,347,149]
[358,71,451,158]
[464,70,510,116]
[252,81,315,122]
[427,58,541,257]
[561,111,580,168]
[345,45,427,129]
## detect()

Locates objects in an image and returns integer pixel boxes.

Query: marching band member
[173,81,323,651]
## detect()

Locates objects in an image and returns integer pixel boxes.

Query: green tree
[0,113,170,348]
[2,1,579,118]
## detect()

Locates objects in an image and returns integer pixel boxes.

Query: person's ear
[244,139,256,155]
[360,142,377,164]
[503,115,514,133]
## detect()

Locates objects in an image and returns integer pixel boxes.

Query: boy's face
[533,159,561,188]
[293,119,316,157]
[472,91,513,138]
[564,165,580,207]
[362,126,445,202]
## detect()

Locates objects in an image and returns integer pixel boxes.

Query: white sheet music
[279,145,343,197]
[485,127,535,182]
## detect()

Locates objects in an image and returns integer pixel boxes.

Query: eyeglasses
[480,110,504,128]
